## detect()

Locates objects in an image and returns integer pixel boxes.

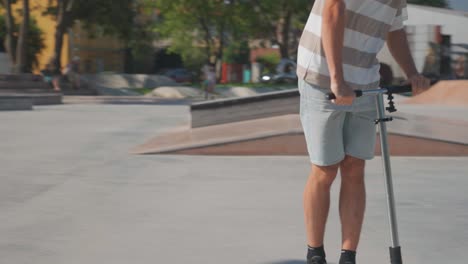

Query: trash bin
[243,66,251,84]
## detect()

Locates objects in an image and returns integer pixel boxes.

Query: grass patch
[133,88,154,95]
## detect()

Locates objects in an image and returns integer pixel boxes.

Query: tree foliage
[44,0,135,39]
[1,0,17,70]
[44,0,136,70]
[1,0,45,73]
[246,0,314,58]
[153,0,252,69]
[15,0,29,73]
[152,0,313,70]
[223,41,250,64]
[0,15,45,72]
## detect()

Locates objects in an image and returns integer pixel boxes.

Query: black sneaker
[339,250,356,264]
[307,255,327,264]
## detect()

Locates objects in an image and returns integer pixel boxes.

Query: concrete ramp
[404,80,468,106]
[131,115,305,155]
[0,74,63,110]
[134,84,468,157]
[132,113,468,156]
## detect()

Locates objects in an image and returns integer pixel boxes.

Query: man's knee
[340,155,365,184]
[310,163,339,188]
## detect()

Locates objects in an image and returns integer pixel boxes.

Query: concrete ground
[1,103,467,264]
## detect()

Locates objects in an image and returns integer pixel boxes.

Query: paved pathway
[1,104,467,264]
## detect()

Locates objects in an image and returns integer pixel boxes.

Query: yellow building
[11,0,126,73]
[68,21,126,73]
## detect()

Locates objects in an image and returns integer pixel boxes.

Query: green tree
[154,0,251,69]
[247,0,314,59]
[154,0,313,69]
[1,0,34,73]
[15,0,29,73]
[223,41,250,64]
[408,0,448,8]
[0,15,46,72]
[44,0,135,70]
[123,0,159,73]
[1,0,15,69]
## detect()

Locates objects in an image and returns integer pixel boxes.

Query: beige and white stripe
[297,0,408,90]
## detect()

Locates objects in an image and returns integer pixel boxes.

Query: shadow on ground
[266,260,336,264]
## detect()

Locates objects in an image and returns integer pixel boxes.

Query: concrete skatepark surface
[135,91,468,156]
[1,104,467,264]
[133,113,468,156]
[136,80,468,156]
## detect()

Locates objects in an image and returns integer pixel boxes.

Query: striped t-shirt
[297,0,408,91]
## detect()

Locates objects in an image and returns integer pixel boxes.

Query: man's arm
[322,0,355,105]
[387,29,431,94]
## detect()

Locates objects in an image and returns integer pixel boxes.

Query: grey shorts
[298,79,378,166]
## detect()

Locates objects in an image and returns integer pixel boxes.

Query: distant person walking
[297,1,430,264]
[63,56,81,90]
[202,64,216,99]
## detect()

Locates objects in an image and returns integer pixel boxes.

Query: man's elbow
[323,0,346,22]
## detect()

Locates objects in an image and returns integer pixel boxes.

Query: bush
[256,53,280,74]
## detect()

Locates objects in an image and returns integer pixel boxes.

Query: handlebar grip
[385,84,412,94]
[386,80,437,94]
[325,80,437,101]
[326,90,363,100]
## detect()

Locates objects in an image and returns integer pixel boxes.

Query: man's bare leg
[304,163,339,247]
[339,155,366,251]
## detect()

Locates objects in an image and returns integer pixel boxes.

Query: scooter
[327,85,413,264]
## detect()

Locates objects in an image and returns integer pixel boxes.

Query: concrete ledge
[0,93,62,107]
[62,89,98,96]
[0,95,33,111]
[0,74,43,82]
[30,93,63,105]
[191,89,299,110]
[191,89,299,128]
[63,96,189,105]
[0,81,50,90]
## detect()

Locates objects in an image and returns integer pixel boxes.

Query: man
[63,56,81,90]
[202,63,216,99]
[296,1,430,264]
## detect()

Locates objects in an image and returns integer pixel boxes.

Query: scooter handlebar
[385,84,412,94]
[325,84,413,101]
[325,90,363,100]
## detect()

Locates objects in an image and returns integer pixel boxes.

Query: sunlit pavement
[1,104,467,264]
